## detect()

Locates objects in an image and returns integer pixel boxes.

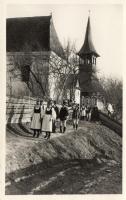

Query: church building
[6,14,100,104]
[6,15,65,100]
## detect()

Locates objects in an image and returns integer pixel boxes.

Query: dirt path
[6,121,122,194]
[6,160,122,194]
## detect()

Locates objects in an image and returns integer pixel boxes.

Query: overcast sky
[7,4,123,79]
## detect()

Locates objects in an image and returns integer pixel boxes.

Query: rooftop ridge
[7,15,52,20]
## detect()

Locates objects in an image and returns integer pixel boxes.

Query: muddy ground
[6,121,122,194]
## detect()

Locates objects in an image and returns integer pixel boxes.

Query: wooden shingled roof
[78,16,100,58]
[6,15,65,59]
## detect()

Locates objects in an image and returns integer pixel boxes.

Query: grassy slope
[6,122,122,175]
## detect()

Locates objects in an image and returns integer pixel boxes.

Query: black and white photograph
[4,1,123,196]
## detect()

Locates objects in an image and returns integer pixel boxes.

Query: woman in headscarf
[41,99,56,139]
[31,99,41,138]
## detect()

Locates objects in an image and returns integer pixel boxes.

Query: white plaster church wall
[7,51,66,100]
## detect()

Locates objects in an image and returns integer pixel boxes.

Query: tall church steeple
[78,14,100,97]
[78,16,99,58]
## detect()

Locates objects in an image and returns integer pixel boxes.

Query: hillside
[6,121,122,194]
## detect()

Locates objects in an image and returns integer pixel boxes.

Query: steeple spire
[78,16,100,58]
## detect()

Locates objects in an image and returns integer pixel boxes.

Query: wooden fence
[99,111,122,137]
[6,96,37,123]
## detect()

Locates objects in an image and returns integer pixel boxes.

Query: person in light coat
[52,101,59,133]
[81,105,86,120]
[31,100,41,138]
[41,99,56,139]
[86,105,91,121]
[107,103,114,117]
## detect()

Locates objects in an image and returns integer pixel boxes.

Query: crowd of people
[30,99,69,139]
[30,99,100,139]
[80,104,99,122]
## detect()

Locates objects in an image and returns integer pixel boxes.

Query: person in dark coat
[91,106,99,122]
[59,100,69,133]
[72,104,80,130]
[40,99,45,125]
[41,99,56,139]
[31,100,41,138]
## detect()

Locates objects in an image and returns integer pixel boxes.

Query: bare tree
[49,39,79,102]
[7,40,80,102]
[96,76,122,121]
[8,41,51,99]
